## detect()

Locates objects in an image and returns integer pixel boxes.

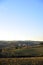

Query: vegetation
[0,41,43,65]
[0,57,43,65]
[0,45,43,57]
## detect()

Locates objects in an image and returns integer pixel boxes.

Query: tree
[40,42,43,45]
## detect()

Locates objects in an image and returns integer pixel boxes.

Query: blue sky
[0,0,43,41]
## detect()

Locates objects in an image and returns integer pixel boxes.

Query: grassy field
[0,42,43,64]
[0,57,43,65]
[1,46,43,57]
[14,46,43,56]
[0,46,43,65]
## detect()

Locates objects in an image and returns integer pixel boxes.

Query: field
[0,45,43,65]
[1,46,43,57]
[13,46,43,57]
[0,57,43,65]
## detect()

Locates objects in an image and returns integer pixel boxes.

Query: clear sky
[0,0,43,41]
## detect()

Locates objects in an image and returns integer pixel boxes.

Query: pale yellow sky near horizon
[0,31,43,41]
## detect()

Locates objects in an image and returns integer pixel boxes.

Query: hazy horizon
[0,0,43,41]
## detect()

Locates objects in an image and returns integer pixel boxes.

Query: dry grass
[0,57,43,65]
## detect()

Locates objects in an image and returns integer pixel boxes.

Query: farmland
[1,45,43,57]
[0,41,43,65]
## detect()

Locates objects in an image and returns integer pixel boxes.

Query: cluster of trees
[40,42,43,45]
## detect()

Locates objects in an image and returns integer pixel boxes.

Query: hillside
[0,41,42,49]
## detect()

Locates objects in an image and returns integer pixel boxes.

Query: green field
[0,46,43,65]
[1,46,43,57]
[14,46,43,56]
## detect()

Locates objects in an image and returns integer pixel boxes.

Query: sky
[0,0,43,41]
